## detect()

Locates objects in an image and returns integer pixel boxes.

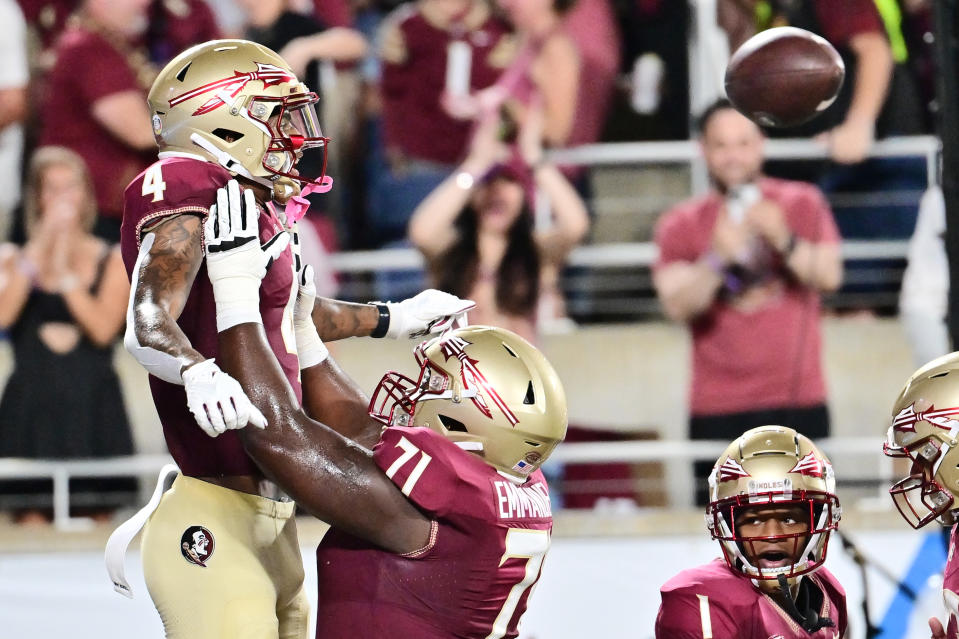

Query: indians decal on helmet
[717,457,750,482]
[168,62,296,116]
[892,403,959,434]
[439,335,519,426]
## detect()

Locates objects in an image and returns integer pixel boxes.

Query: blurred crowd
[0,0,946,519]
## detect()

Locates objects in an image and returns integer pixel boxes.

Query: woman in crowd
[0,146,133,524]
[408,102,589,344]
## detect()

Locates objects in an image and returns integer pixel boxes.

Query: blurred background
[0,0,952,637]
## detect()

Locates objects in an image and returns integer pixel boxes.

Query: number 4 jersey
[120,156,301,477]
[315,425,553,638]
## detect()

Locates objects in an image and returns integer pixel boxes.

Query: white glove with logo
[182,359,267,437]
[377,289,476,339]
[204,179,290,332]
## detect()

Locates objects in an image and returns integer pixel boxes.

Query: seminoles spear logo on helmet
[168,63,296,116]
[438,335,519,426]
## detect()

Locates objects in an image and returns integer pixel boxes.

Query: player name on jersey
[493,480,552,519]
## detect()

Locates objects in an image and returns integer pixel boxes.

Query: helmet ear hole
[438,414,469,433]
[212,128,245,143]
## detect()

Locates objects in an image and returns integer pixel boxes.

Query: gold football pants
[141,475,308,639]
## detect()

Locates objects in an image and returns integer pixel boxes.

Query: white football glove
[182,359,267,437]
[293,261,329,369]
[204,179,290,332]
[379,289,476,339]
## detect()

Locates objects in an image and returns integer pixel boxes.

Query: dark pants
[690,404,830,506]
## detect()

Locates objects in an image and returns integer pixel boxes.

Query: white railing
[0,436,892,530]
[330,135,937,275]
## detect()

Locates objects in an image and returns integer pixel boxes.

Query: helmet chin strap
[775,574,834,632]
[190,134,274,190]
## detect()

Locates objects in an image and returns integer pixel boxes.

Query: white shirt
[0,0,27,219]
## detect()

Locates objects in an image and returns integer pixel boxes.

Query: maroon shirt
[39,25,154,220]
[380,5,511,165]
[656,559,847,638]
[120,157,301,477]
[809,0,884,47]
[654,177,840,417]
[315,426,552,638]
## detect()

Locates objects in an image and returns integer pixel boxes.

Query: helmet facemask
[245,92,329,187]
[707,491,839,591]
[369,327,568,478]
[885,353,959,529]
[885,416,957,528]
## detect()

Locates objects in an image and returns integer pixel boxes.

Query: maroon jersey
[380,4,511,165]
[656,559,847,639]
[943,524,959,638]
[120,156,301,477]
[315,426,552,638]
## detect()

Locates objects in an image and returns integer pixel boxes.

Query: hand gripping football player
[656,426,847,638]
[884,352,959,639]
[114,40,473,638]
[199,180,568,638]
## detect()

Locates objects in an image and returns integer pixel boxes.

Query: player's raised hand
[379,289,476,339]
[182,358,268,436]
[204,179,290,332]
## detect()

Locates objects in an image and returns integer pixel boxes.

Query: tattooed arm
[127,214,206,376]
[311,298,380,341]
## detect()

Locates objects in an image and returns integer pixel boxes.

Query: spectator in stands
[605,0,689,142]
[652,100,843,505]
[0,0,28,242]
[409,101,589,344]
[718,0,894,165]
[239,0,367,254]
[37,0,156,242]
[368,0,512,248]
[0,146,134,524]
[240,0,367,80]
[144,0,221,66]
[445,0,578,144]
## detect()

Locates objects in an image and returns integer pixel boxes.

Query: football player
[656,425,847,638]
[116,40,472,638]
[884,352,959,639]
[199,179,568,638]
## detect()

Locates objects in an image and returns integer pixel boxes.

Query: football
[724,26,845,128]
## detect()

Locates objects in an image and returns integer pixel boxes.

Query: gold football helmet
[885,352,959,528]
[706,426,841,590]
[369,326,568,478]
[148,39,329,191]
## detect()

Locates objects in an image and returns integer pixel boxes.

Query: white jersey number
[141,164,167,202]
[485,528,550,639]
[383,436,433,496]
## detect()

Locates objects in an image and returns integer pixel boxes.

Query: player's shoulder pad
[374,426,471,516]
[124,157,233,232]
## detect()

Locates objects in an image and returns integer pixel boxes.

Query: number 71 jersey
[315,426,553,639]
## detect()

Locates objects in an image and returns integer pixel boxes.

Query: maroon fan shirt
[120,157,301,477]
[656,559,847,639]
[315,426,552,638]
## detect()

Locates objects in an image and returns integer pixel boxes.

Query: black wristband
[370,303,390,338]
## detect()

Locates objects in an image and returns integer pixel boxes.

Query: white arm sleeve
[123,233,189,385]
